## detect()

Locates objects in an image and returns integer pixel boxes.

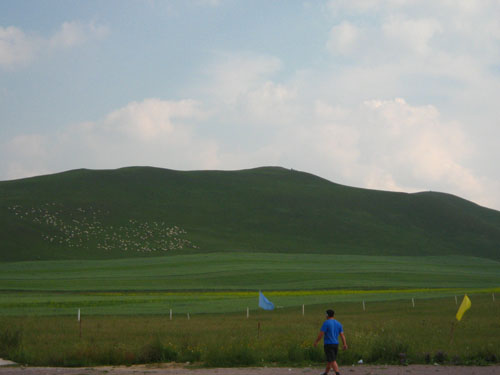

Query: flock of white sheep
[8,203,198,253]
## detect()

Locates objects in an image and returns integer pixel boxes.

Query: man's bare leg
[332,360,340,374]
[323,361,334,374]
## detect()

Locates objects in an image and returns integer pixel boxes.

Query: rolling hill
[0,166,499,261]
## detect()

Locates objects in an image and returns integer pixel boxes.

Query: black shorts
[324,344,339,362]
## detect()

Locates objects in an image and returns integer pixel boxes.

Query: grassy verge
[0,294,498,367]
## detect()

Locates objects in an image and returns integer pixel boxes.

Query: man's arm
[340,332,348,350]
[313,331,324,347]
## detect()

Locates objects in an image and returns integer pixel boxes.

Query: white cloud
[49,21,108,48]
[326,21,361,55]
[0,26,40,67]
[244,81,298,123]
[200,52,300,128]
[324,16,443,63]
[205,52,282,103]
[98,98,202,141]
[0,20,108,68]
[325,0,499,64]
[382,17,442,55]
[6,134,48,159]
[357,98,478,194]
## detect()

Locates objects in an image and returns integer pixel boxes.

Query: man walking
[314,309,347,375]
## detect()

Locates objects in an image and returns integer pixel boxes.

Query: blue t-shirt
[321,319,343,345]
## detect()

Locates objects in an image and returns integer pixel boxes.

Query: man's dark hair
[326,309,335,317]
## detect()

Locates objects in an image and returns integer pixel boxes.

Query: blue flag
[259,291,275,310]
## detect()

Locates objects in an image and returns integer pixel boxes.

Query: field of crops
[1,252,499,316]
[2,252,499,292]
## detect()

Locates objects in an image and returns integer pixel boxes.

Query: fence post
[412,298,415,308]
[247,307,249,318]
[362,301,366,311]
[170,309,172,320]
[302,304,305,316]
[78,308,82,339]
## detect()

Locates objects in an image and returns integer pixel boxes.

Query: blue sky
[1,0,500,210]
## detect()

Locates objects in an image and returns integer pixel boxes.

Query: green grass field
[0,253,498,366]
[1,295,498,367]
[0,253,499,316]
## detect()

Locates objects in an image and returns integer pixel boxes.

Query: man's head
[326,309,335,318]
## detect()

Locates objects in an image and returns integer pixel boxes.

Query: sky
[1,0,500,210]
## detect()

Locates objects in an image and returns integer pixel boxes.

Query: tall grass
[0,294,498,367]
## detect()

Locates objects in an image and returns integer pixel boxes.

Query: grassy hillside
[1,166,499,261]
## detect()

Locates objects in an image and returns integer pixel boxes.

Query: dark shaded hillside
[0,166,499,261]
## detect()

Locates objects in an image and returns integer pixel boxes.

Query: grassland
[0,253,498,316]
[1,294,498,367]
[0,253,498,366]
[1,166,500,261]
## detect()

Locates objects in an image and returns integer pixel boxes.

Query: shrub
[477,349,498,363]
[463,348,499,365]
[433,350,448,364]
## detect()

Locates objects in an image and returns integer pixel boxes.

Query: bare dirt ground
[1,364,499,375]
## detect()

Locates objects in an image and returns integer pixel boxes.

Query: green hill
[0,166,499,261]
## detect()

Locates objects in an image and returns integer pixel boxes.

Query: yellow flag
[456,294,471,321]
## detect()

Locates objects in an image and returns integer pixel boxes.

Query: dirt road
[1,364,499,375]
